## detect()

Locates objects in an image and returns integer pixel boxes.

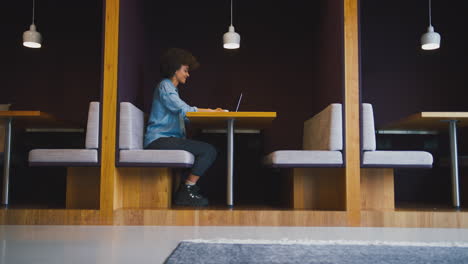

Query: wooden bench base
[285,168,395,211]
[66,167,101,209]
[114,168,175,209]
[360,168,395,211]
[287,168,346,210]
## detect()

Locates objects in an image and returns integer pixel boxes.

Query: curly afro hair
[160,48,200,79]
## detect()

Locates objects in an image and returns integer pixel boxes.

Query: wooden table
[383,112,468,208]
[0,111,56,205]
[186,112,277,207]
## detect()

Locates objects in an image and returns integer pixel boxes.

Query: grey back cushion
[119,102,144,150]
[85,102,100,149]
[362,103,377,151]
[303,103,342,151]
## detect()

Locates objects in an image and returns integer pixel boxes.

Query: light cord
[32,0,36,25]
[429,0,432,26]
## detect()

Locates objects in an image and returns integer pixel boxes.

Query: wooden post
[100,0,120,224]
[344,0,361,226]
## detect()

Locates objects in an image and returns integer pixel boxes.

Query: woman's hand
[197,108,228,112]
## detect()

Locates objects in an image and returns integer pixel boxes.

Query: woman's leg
[146,137,217,180]
[146,137,217,206]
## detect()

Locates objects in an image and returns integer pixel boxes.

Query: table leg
[449,120,460,208]
[227,119,234,208]
[2,118,12,205]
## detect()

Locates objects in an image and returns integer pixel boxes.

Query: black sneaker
[174,184,209,207]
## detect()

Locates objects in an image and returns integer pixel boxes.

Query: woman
[144,48,225,207]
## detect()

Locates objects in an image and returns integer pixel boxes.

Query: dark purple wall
[0,0,103,125]
[118,0,344,153]
[117,0,147,109]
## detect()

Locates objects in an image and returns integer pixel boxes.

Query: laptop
[234,92,243,112]
[222,93,242,112]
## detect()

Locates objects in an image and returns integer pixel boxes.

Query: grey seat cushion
[264,150,343,168]
[29,149,98,164]
[362,150,433,167]
[119,149,194,167]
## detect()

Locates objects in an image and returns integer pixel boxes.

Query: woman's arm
[197,108,227,112]
[159,84,198,115]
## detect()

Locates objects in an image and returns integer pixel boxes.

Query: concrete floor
[1,225,468,264]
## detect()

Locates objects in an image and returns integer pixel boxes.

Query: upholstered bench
[28,102,100,209]
[360,103,434,210]
[116,102,195,208]
[118,102,194,167]
[264,104,345,210]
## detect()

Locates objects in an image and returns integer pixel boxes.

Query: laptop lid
[235,93,243,112]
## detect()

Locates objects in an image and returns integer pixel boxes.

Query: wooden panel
[186,112,277,129]
[66,167,101,209]
[360,168,395,211]
[116,168,172,209]
[0,209,102,225]
[99,0,120,224]
[114,209,348,226]
[361,211,468,228]
[383,112,468,131]
[344,0,361,226]
[292,168,346,210]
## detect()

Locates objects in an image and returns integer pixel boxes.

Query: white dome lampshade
[421,0,440,51]
[421,25,440,50]
[23,24,42,48]
[223,25,240,49]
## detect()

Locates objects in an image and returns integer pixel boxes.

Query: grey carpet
[165,242,468,264]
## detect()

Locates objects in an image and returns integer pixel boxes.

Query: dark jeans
[145,137,217,177]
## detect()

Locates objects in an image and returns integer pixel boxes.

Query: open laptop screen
[235,93,243,112]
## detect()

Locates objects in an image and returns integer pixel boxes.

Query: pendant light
[223,0,240,49]
[23,0,42,48]
[421,0,440,50]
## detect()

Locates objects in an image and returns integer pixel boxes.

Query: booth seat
[115,102,195,209]
[29,102,100,166]
[264,103,343,167]
[28,102,101,209]
[360,103,434,211]
[361,103,433,168]
[118,102,194,167]
[264,104,345,210]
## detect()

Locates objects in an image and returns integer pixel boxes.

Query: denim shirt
[143,79,198,147]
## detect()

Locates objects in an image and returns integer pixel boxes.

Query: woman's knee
[198,143,217,163]
[205,143,217,161]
